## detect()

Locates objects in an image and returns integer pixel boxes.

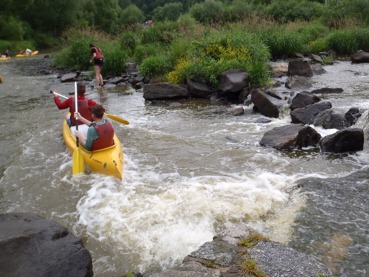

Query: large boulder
[217,69,248,96]
[290,91,321,111]
[287,60,313,77]
[143,82,189,100]
[60,72,79,82]
[251,88,283,118]
[285,76,312,90]
[311,87,344,94]
[187,79,213,98]
[260,124,321,150]
[313,110,349,130]
[0,213,93,277]
[351,50,369,63]
[290,101,332,124]
[345,107,361,126]
[319,128,364,153]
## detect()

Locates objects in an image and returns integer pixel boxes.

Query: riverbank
[1,56,369,276]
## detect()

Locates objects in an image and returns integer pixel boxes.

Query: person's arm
[53,93,71,109]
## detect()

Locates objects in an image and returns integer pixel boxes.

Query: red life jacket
[70,98,93,126]
[92,47,103,60]
[92,120,114,150]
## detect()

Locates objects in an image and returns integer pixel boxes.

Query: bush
[170,38,192,62]
[308,38,328,53]
[322,0,369,28]
[102,45,128,76]
[326,30,358,55]
[133,43,166,64]
[139,55,173,79]
[119,31,137,55]
[326,28,369,55]
[258,27,305,59]
[354,28,369,52]
[167,30,271,87]
[265,0,324,23]
[140,22,180,45]
[53,38,91,70]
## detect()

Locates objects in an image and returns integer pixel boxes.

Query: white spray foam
[75,152,306,272]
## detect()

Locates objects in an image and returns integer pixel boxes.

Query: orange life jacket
[92,120,114,150]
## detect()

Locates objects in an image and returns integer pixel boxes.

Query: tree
[92,0,122,33]
[153,2,183,22]
[120,4,145,25]
[21,0,80,36]
[190,0,224,24]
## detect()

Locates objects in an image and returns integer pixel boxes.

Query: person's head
[89,43,95,48]
[91,104,104,119]
[77,82,86,96]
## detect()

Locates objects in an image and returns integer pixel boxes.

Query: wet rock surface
[145,224,332,277]
[0,213,93,277]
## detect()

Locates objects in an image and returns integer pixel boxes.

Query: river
[0,56,368,276]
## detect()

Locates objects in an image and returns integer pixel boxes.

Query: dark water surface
[0,57,369,276]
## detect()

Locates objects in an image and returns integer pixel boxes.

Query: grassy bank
[51,18,369,89]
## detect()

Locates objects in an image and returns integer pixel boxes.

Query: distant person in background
[26,48,32,55]
[3,50,10,57]
[74,104,114,151]
[89,43,104,87]
[52,82,101,126]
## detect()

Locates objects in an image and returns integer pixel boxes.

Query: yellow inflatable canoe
[62,119,124,180]
[16,50,39,58]
[0,56,11,61]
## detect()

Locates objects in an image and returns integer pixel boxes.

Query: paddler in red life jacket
[52,82,101,126]
[74,104,114,151]
[89,43,104,87]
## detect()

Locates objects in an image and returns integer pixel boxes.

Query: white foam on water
[75,152,314,272]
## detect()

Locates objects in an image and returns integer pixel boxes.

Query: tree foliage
[153,2,183,22]
[121,4,145,25]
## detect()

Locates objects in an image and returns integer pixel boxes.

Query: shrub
[133,43,165,64]
[119,31,137,55]
[140,21,180,45]
[309,38,328,53]
[292,21,329,42]
[167,31,271,87]
[265,0,324,23]
[177,14,197,33]
[326,30,358,55]
[102,44,128,76]
[53,37,91,70]
[354,28,369,52]
[170,38,192,62]
[326,28,369,55]
[322,0,369,28]
[139,55,173,79]
[258,27,305,59]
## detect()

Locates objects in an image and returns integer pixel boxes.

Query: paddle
[72,82,84,175]
[50,91,129,125]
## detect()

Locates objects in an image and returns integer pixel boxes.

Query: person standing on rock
[89,43,104,87]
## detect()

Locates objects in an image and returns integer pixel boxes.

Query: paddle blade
[105,113,129,125]
[72,148,84,175]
